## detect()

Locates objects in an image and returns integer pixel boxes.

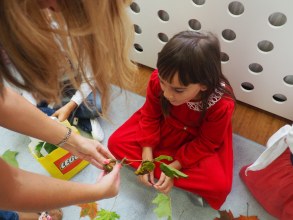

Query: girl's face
[159,73,207,106]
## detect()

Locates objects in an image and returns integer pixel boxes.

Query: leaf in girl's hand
[160,163,188,178]
[77,202,98,220]
[153,155,173,162]
[1,150,19,167]
[95,209,120,220]
[152,193,172,220]
[134,160,155,175]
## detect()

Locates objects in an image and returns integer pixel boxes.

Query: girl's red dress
[108,69,235,209]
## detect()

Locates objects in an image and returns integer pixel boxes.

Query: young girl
[108,31,235,210]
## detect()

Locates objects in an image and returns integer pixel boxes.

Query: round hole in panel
[257,40,274,52]
[189,19,201,31]
[158,33,169,43]
[192,0,206,6]
[228,1,245,16]
[130,2,140,13]
[249,63,263,74]
[222,29,236,41]
[134,43,143,52]
[269,12,287,27]
[158,10,170,22]
[273,94,287,103]
[283,75,293,86]
[241,82,254,91]
[134,24,142,34]
[221,52,229,63]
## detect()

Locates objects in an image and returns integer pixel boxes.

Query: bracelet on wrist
[56,127,72,147]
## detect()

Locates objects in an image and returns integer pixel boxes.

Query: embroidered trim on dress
[187,88,224,112]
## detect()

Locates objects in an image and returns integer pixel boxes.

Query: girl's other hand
[153,172,174,194]
[137,168,155,187]
[52,101,77,122]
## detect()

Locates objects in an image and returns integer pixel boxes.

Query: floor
[0,86,277,220]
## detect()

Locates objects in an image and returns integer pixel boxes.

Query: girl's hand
[137,166,155,187]
[138,146,155,186]
[95,163,122,199]
[62,133,115,169]
[52,101,77,122]
[153,172,174,194]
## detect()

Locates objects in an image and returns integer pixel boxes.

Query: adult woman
[0,0,136,217]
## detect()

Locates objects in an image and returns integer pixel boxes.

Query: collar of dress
[186,88,224,112]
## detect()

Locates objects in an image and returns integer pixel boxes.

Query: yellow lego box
[28,120,89,180]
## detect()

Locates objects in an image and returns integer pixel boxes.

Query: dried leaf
[214,210,260,220]
[1,150,19,167]
[77,202,98,220]
[214,210,235,220]
[152,193,172,220]
[103,159,117,173]
[159,163,188,178]
[95,209,120,220]
[235,215,259,220]
[135,160,155,175]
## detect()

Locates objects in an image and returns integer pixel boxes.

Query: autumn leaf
[152,193,172,220]
[77,202,98,220]
[214,210,260,220]
[1,150,19,167]
[235,215,259,220]
[103,159,117,173]
[159,163,188,178]
[135,160,155,175]
[214,210,235,220]
[95,209,120,220]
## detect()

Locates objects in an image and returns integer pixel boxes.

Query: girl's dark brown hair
[157,31,235,118]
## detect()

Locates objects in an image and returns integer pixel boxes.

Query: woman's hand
[62,133,115,169]
[52,101,77,122]
[153,172,174,194]
[94,163,122,199]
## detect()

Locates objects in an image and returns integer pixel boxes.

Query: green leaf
[134,160,155,175]
[152,193,172,220]
[44,142,57,154]
[35,142,57,157]
[95,209,120,220]
[153,155,173,162]
[1,150,19,167]
[35,142,44,157]
[160,163,188,178]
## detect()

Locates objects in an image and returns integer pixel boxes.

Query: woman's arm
[0,158,121,211]
[0,87,114,168]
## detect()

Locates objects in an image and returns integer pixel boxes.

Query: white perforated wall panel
[128,0,293,120]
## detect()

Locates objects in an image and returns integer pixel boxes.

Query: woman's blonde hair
[0,0,136,115]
